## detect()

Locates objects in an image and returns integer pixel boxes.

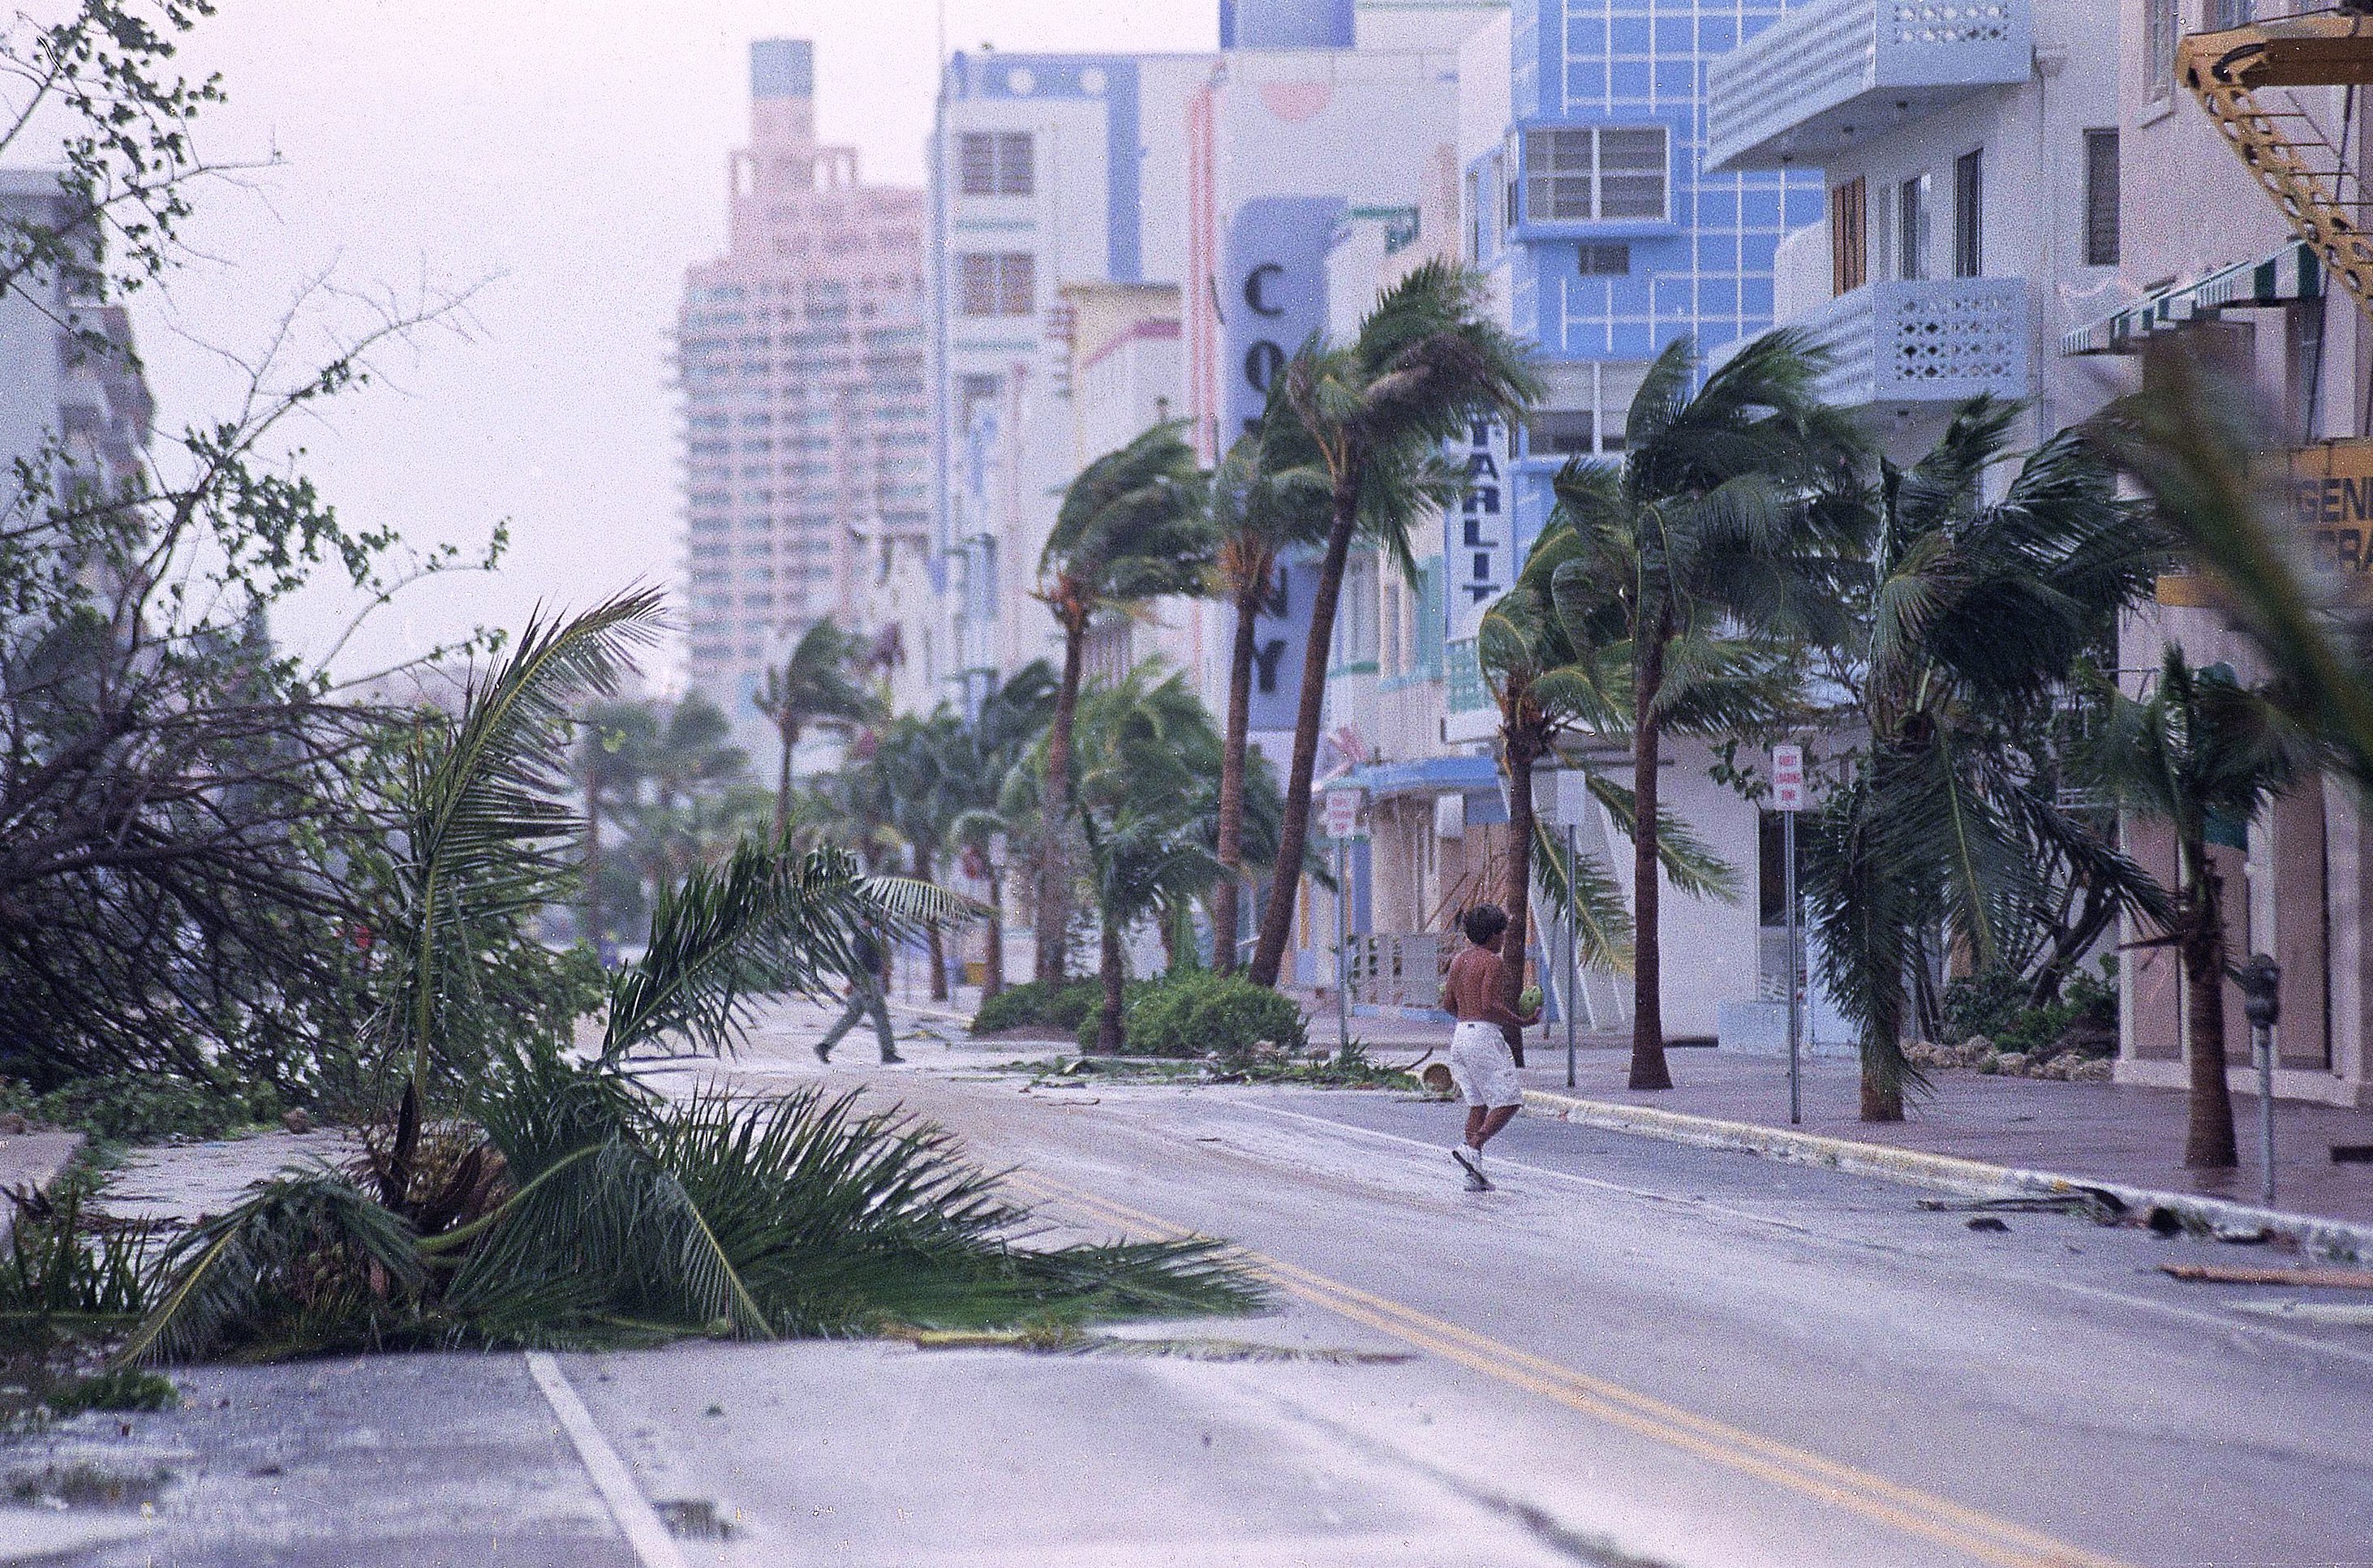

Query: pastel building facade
[0,170,153,522]
[2071,0,2371,1107]
[677,41,932,758]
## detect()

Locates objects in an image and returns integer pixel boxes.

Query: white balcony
[1797,277,2032,407]
[1705,0,2033,173]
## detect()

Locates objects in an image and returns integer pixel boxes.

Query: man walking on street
[815,923,904,1065]
[1441,904,1537,1190]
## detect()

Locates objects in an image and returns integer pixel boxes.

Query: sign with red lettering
[1772,744,1806,814]
[1322,788,1365,841]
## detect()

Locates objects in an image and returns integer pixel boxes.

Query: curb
[1523,1088,2373,1263]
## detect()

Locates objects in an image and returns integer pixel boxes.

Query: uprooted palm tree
[1248,260,1540,989]
[1541,333,1865,1090]
[1803,398,2164,1121]
[1036,423,1214,987]
[120,598,1254,1364]
[2088,650,2307,1168]
[756,619,885,836]
[1206,392,1333,973]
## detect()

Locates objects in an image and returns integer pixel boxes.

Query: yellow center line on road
[1008,1171,2134,1568]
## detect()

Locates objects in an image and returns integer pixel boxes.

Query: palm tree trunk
[1038,621,1085,986]
[2182,853,2239,1169]
[1212,578,1262,976]
[1098,913,1127,1051]
[1499,732,1539,1014]
[1860,1022,1906,1121]
[1249,486,1361,988]
[981,870,1005,1001]
[772,717,798,838]
[1629,628,1673,1091]
[583,787,603,953]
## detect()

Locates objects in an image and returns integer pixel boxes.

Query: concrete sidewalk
[1464,1043,2373,1227]
[914,979,2373,1226]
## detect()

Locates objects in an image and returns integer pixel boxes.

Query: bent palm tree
[1037,423,1213,986]
[1542,333,1864,1090]
[945,662,1057,1000]
[1248,259,1539,988]
[756,620,883,837]
[2089,651,2306,1167]
[1206,397,1332,973]
[1805,398,2163,1120]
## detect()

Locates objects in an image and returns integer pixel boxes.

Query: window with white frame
[2144,0,2177,99]
[1527,361,1652,458]
[957,252,1035,316]
[1522,127,1669,223]
[1332,552,1379,669]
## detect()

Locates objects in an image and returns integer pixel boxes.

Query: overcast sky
[131,2,1215,685]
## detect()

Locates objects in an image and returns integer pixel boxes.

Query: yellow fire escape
[2181,11,2373,312]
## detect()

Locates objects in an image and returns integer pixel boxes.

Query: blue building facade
[1493,0,1823,551]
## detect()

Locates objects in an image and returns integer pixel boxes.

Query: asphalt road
[19,1017,2373,1566]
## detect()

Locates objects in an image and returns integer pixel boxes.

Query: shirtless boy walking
[1440,904,1538,1191]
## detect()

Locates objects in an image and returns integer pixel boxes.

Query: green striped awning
[2060,240,2324,355]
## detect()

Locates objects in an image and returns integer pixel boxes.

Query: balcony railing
[1796,277,2032,407]
[1705,0,2033,173]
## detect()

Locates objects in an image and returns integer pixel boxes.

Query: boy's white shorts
[1448,1020,1524,1109]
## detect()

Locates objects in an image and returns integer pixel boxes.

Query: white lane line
[1229,1101,2373,1375]
[524,1351,689,1568]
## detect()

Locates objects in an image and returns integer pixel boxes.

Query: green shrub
[44,1370,178,1415]
[1941,964,2119,1059]
[1073,972,1306,1060]
[0,1073,280,1144]
[1185,978,1305,1063]
[970,980,1100,1035]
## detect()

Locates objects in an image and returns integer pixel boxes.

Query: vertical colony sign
[1225,195,1346,732]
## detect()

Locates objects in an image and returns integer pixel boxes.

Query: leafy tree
[1036,423,1213,986]
[1248,259,1538,988]
[2089,653,2306,1166]
[755,620,883,836]
[1803,400,2162,1120]
[0,2,505,1094]
[1205,398,1331,973]
[1536,333,1863,1090]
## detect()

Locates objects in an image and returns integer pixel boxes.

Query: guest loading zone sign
[2287,440,2373,601]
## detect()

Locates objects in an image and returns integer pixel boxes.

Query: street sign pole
[1784,809,1800,1127]
[1335,838,1351,1063]
[1772,744,1807,1127]
[1566,821,1580,1089]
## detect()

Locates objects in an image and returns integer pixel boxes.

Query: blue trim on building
[1107,61,1142,281]
[1339,754,1502,799]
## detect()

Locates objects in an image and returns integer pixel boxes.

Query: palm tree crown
[756,619,884,836]
[1245,258,1540,989]
[1034,422,1214,986]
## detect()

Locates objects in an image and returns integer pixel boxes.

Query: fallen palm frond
[122,1076,1259,1364]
